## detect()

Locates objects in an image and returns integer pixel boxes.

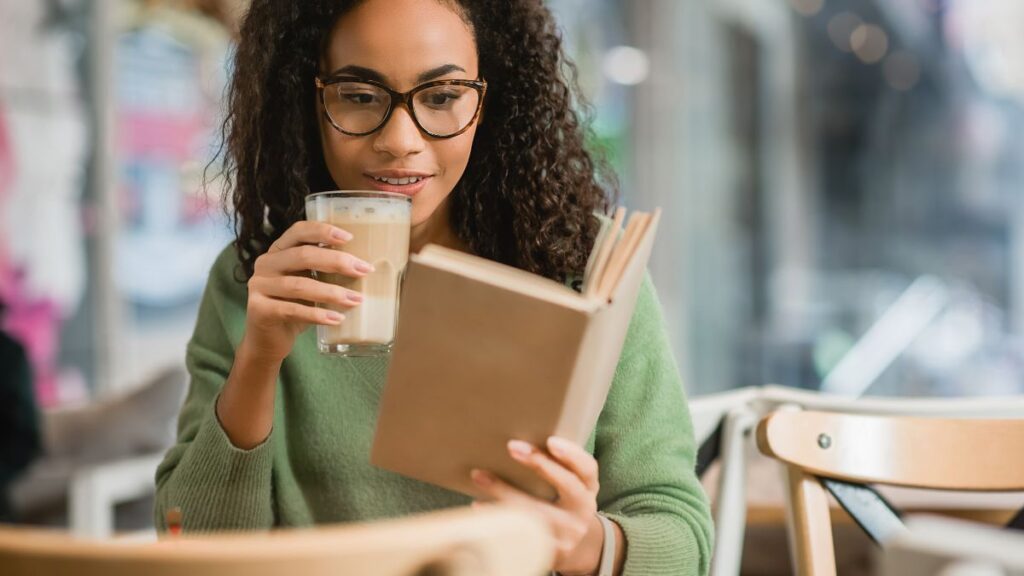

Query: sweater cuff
[602,513,702,576]
[158,398,274,532]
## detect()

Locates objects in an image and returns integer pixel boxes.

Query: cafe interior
[1,0,1023,574]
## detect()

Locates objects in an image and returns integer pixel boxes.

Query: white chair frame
[68,453,164,539]
[880,515,1024,576]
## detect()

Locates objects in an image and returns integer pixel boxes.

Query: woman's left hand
[470,436,606,575]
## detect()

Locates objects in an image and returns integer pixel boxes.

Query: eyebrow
[327,63,468,85]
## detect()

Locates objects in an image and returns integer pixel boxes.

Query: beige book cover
[371,210,661,500]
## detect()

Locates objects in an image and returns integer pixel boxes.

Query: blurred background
[0,0,1022,546]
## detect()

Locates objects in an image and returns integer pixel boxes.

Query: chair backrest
[756,409,1024,576]
[0,506,553,576]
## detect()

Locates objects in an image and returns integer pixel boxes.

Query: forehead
[323,0,478,84]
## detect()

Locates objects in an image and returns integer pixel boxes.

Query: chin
[410,195,446,227]
[410,204,435,227]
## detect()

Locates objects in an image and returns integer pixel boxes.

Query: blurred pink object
[0,108,12,271]
[119,111,204,160]
[1,108,60,406]
[0,106,65,407]
[0,109,12,196]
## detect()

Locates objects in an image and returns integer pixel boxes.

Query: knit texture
[155,245,713,575]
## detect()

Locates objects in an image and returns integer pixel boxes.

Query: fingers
[248,293,344,326]
[470,470,577,524]
[546,437,600,493]
[250,274,364,308]
[269,221,352,253]
[506,440,593,509]
[257,221,373,278]
[255,244,374,277]
[471,469,533,503]
[470,470,591,562]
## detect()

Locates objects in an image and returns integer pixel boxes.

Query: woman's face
[319,0,479,229]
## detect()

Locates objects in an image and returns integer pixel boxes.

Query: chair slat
[0,506,553,576]
[758,411,1024,491]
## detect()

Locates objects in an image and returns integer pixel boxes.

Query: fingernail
[547,436,571,456]
[355,260,375,274]
[325,311,344,323]
[347,292,364,304]
[508,439,533,459]
[471,469,492,486]
[332,228,352,241]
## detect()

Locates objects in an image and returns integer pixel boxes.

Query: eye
[421,91,462,109]
[332,81,386,106]
[340,91,381,105]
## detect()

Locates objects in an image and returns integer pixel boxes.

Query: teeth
[373,176,423,185]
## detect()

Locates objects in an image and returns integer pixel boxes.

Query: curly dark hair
[220,0,615,283]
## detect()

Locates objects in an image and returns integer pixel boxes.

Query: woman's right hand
[241,220,373,363]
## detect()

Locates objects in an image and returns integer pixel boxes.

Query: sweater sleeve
[153,247,275,533]
[594,275,714,576]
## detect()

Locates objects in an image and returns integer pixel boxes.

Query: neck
[410,201,468,255]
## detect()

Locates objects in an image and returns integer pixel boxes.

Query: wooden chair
[690,386,1024,576]
[756,409,1024,576]
[0,505,553,576]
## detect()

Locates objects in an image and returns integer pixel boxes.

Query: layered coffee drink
[305,191,412,356]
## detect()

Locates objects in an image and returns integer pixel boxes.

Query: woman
[155,1,713,574]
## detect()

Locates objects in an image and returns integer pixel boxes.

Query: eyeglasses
[315,75,487,139]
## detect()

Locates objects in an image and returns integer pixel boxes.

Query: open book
[370,208,662,500]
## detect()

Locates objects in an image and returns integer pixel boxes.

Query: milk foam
[306,195,411,224]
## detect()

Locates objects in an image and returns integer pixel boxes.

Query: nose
[372,104,426,157]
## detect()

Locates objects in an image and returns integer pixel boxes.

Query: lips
[370,175,427,186]
[364,170,434,196]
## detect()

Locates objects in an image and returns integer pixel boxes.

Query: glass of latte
[304,191,411,356]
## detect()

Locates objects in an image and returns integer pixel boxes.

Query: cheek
[437,131,476,183]
[410,134,476,225]
[321,130,368,187]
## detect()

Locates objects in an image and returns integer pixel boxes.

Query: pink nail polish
[471,469,492,486]
[331,228,352,241]
[547,436,571,456]
[508,440,532,458]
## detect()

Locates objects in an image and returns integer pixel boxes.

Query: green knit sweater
[155,245,713,575]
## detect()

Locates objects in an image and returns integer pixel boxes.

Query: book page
[582,214,614,291]
[583,207,625,298]
[413,245,600,313]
